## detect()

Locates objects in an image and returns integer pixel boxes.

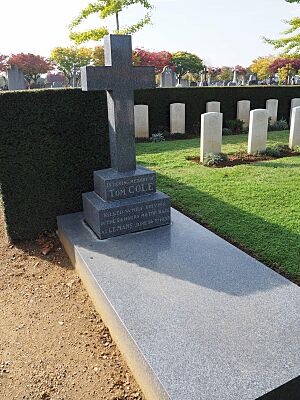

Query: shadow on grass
[11,168,300,291]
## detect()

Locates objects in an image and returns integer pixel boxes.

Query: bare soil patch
[0,209,144,400]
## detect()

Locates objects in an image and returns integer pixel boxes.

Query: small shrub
[257,143,289,158]
[150,132,165,142]
[222,128,233,136]
[203,152,228,167]
[268,118,289,131]
[293,145,300,153]
[225,119,245,134]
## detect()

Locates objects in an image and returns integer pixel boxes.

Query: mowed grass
[136,131,300,280]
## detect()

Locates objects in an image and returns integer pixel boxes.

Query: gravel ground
[0,209,145,400]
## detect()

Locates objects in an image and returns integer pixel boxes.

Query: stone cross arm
[81,65,156,92]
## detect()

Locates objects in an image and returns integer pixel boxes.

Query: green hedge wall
[1,86,300,241]
[135,86,300,134]
[0,89,110,241]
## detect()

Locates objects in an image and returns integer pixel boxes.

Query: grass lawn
[136,131,300,281]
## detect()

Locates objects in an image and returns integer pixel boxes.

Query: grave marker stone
[160,66,176,87]
[248,109,268,154]
[200,112,223,162]
[8,65,26,90]
[266,99,278,125]
[170,103,185,134]
[206,101,221,113]
[289,106,300,149]
[134,105,149,139]
[237,100,251,127]
[290,98,300,123]
[80,35,171,239]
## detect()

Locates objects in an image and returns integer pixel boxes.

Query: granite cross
[81,35,156,172]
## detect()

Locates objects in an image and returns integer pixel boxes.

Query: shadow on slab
[65,173,300,297]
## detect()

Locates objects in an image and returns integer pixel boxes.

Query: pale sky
[1,0,299,66]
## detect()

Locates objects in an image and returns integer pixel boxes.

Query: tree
[215,66,232,81]
[46,72,66,84]
[7,54,52,85]
[171,52,204,79]
[264,0,300,55]
[133,49,173,73]
[249,56,276,80]
[51,47,93,85]
[93,46,105,66]
[69,0,153,45]
[0,54,7,72]
[269,57,300,83]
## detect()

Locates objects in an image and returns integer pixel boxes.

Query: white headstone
[200,112,223,162]
[160,66,176,87]
[266,99,278,125]
[206,101,221,113]
[289,106,300,149]
[134,105,149,139]
[237,100,251,127]
[290,98,300,123]
[248,109,269,154]
[170,103,185,134]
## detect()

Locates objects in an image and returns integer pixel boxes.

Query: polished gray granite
[57,209,300,400]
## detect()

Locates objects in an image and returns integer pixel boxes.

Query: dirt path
[0,210,144,400]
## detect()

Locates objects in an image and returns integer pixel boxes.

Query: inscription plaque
[94,166,156,201]
[83,191,170,239]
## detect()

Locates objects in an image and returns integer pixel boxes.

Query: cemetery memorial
[56,35,300,400]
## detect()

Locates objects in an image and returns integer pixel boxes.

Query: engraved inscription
[105,175,155,200]
[99,200,170,235]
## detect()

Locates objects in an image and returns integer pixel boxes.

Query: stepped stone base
[83,191,170,240]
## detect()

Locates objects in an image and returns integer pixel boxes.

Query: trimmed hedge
[135,86,300,134]
[0,89,110,241]
[1,86,300,241]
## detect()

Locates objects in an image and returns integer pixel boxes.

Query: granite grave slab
[57,208,300,400]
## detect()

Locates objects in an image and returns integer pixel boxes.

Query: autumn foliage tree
[133,49,173,73]
[7,53,52,85]
[51,47,93,85]
[249,56,276,80]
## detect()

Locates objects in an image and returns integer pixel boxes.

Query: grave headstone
[80,35,171,239]
[134,105,149,139]
[200,112,223,162]
[237,100,251,127]
[248,109,268,154]
[206,101,221,113]
[290,98,300,123]
[180,79,189,87]
[160,66,176,87]
[266,99,278,125]
[227,82,237,86]
[7,65,26,90]
[189,81,197,87]
[289,106,300,149]
[170,103,185,134]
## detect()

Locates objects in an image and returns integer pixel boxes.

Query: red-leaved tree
[270,57,300,74]
[133,49,173,73]
[7,53,53,85]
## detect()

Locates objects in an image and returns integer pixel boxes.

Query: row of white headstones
[134,98,300,162]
